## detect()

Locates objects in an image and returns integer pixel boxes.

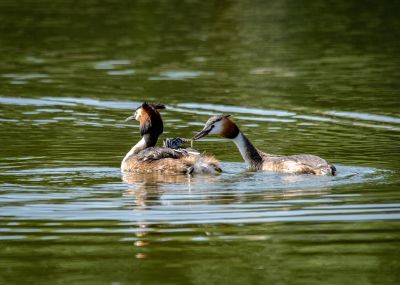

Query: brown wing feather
[135,147,185,161]
[122,147,221,174]
[261,153,334,175]
[122,157,191,174]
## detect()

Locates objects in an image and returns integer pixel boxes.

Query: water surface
[1,1,400,284]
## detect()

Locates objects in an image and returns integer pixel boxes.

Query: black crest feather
[151,103,166,110]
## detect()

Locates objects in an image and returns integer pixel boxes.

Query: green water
[1,1,400,284]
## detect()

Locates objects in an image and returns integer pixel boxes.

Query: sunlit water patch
[2,73,49,85]
[149,70,204,80]
[324,111,400,131]
[43,97,138,110]
[93,60,131,70]
[178,103,296,117]
[326,111,400,124]
[0,96,75,106]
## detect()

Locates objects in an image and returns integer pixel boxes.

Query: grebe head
[192,115,239,140]
[125,102,165,136]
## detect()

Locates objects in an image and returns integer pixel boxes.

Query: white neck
[232,132,263,168]
[122,137,146,162]
[233,133,249,163]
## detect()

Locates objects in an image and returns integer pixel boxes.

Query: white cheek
[134,110,141,120]
[210,122,223,134]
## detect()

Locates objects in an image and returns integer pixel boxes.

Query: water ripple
[178,103,296,117]
[0,164,390,224]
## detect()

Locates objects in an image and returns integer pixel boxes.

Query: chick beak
[192,125,213,140]
[125,115,136,122]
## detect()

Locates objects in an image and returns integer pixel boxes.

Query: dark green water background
[1,1,400,284]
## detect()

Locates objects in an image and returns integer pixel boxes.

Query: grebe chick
[163,137,191,149]
[121,103,221,174]
[192,115,336,176]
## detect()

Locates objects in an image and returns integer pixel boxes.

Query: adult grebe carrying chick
[192,115,336,176]
[121,102,221,174]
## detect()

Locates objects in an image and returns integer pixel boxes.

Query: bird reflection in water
[121,172,218,259]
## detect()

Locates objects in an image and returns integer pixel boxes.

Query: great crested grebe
[192,115,336,176]
[121,103,221,174]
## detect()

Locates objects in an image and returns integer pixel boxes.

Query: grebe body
[193,115,336,176]
[121,103,221,174]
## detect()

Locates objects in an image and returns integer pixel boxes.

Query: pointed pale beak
[125,115,136,122]
[192,125,213,140]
